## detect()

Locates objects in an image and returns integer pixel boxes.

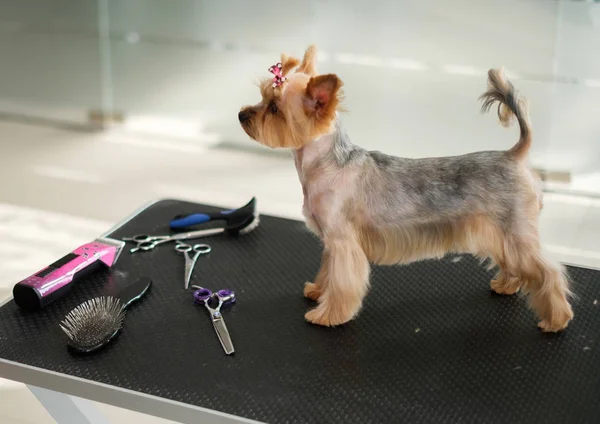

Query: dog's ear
[297,45,317,76]
[280,53,300,76]
[304,74,343,119]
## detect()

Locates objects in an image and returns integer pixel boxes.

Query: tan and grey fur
[239,45,573,332]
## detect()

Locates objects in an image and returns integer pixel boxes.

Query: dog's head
[238,45,343,149]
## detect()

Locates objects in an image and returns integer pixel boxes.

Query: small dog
[239,45,573,332]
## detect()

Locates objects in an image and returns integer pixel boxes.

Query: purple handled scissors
[192,285,236,355]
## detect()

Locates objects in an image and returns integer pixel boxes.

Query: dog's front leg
[305,235,370,326]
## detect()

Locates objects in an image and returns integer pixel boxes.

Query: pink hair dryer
[13,237,125,310]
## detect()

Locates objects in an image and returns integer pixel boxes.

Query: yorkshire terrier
[239,45,573,332]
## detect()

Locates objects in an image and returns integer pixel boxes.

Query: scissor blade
[212,317,234,355]
[184,258,194,290]
[172,227,225,241]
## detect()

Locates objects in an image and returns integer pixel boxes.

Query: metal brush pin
[60,277,152,353]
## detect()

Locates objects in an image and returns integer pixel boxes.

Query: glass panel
[99,0,566,165]
[545,1,600,196]
[0,1,102,124]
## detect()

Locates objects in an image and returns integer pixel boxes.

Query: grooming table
[1,199,599,424]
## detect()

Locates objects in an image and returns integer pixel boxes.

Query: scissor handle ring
[137,241,158,251]
[217,289,236,304]
[193,244,212,254]
[135,235,154,243]
[175,243,192,253]
[193,288,213,303]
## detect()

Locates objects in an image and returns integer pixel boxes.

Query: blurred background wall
[0,0,598,192]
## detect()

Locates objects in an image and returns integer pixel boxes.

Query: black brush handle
[170,197,256,231]
[117,277,152,309]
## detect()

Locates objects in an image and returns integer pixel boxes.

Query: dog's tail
[479,68,531,160]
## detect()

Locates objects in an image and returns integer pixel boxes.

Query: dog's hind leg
[501,225,573,332]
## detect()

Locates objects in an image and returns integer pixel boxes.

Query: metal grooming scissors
[192,286,236,355]
[175,243,211,290]
[122,228,223,253]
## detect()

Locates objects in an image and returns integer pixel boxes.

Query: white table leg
[28,385,110,424]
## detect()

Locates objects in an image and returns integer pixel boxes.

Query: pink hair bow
[268,62,287,88]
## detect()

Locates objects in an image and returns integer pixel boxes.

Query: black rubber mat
[1,199,599,423]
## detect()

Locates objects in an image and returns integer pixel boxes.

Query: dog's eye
[269,102,278,114]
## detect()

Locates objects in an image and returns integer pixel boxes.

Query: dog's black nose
[238,111,250,123]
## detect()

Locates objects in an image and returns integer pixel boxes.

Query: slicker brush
[60,277,152,353]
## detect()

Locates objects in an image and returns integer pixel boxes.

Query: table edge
[0,359,262,424]
[101,197,169,237]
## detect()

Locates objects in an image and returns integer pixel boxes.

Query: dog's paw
[304,303,354,327]
[305,307,335,327]
[491,277,521,295]
[538,304,573,333]
[538,319,569,333]
[303,281,321,301]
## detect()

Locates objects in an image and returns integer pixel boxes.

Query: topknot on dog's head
[276,45,317,80]
[238,45,343,149]
[296,45,318,77]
